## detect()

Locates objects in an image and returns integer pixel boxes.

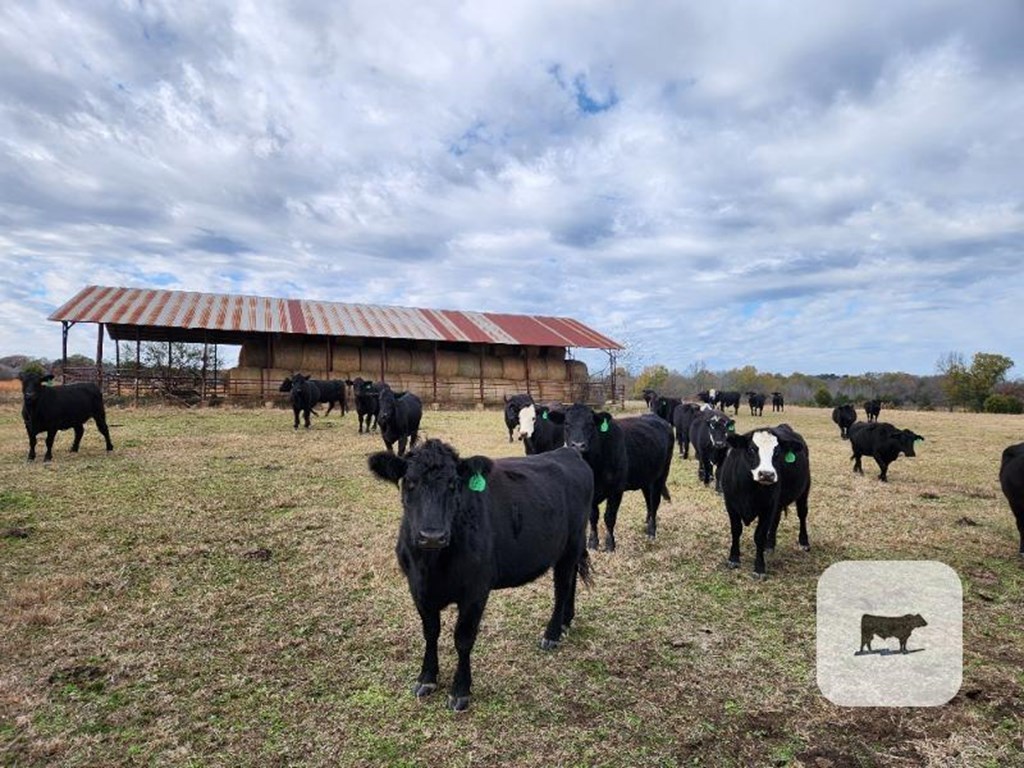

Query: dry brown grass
[0,402,1021,767]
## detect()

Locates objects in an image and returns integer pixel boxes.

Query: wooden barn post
[61,321,71,383]
[201,335,209,400]
[479,345,485,405]
[115,336,121,396]
[134,329,141,407]
[432,341,438,402]
[524,348,531,396]
[96,323,105,389]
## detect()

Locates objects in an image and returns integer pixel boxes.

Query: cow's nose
[756,470,777,484]
[569,441,588,452]
[417,529,449,549]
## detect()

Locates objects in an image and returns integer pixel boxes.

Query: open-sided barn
[49,286,623,405]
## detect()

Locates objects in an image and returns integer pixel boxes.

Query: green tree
[632,364,669,399]
[937,351,971,411]
[966,353,1014,411]
[814,387,833,408]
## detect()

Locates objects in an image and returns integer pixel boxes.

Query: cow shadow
[854,648,925,657]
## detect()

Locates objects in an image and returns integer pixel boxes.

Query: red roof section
[49,285,622,349]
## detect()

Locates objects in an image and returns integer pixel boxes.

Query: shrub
[983,394,1023,414]
[814,387,833,408]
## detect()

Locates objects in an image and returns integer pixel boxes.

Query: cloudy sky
[2,1,1022,376]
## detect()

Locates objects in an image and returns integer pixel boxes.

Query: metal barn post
[96,323,105,388]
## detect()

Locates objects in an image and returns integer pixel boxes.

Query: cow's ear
[41,373,55,383]
[726,433,748,450]
[914,433,925,442]
[368,452,407,485]
[546,410,565,424]
[458,456,494,493]
[594,411,613,433]
[780,439,805,455]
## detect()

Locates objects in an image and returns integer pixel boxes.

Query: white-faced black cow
[714,390,742,415]
[771,392,785,412]
[18,372,114,462]
[518,404,565,456]
[689,409,736,492]
[503,393,535,443]
[377,386,422,456]
[279,376,348,417]
[345,377,380,433]
[998,442,1024,557]
[848,421,924,481]
[548,405,674,552]
[831,404,857,438]
[864,399,882,422]
[672,402,703,459]
[745,392,766,416]
[368,439,593,711]
[720,424,811,579]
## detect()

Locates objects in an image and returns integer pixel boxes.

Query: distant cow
[714,390,742,415]
[859,614,927,654]
[518,404,565,456]
[18,371,114,462]
[377,386,422,456]
[689,409,736,492]
[368,439,593,711]
[346,377,380,433]
[771,392,785,412]
[549,405,674,551]
[279,376,347,417]
[503,393,534,443]
[286,373,321,429]
[745,392,766,417]
[831,404,858,438]
[720,424,811,579]
[999,442,1024,557]
[672,402,703,459]
[849,422,924,481]
[649,394,682,423]
[697,389,716,405]
[864,399,882,422]
[641,388,658,407]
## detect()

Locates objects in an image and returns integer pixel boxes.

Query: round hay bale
[566,360,589,381]
[361,348,384,378]
[481,356,503,379]
[238,343,268,368]
[457,353,481,378]
[273,338,305,371]
[410,350,435,376]
[332,345,361,372]
[301,340,329,371]
[502,357,526,380]
[386,348,412,375]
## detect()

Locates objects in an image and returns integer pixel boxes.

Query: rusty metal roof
[49,285,622,349]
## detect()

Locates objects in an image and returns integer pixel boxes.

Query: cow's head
[547,403,609,454]
[279,377,293,393]
[727,428,805,486]
[377,386,397,426]
[517,404,538,439]
[910,614,928,628]
[368,439,492,550]
[705,413,735,449]
[18,371,54,404]
[641,388,657,406]
[504,394,531,428]
[899,430,924,457]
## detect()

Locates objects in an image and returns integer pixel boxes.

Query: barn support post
[432,341,438,403]
[213,345,219,396]
[608,350,617,407]
[327,336,333,374]
[380,338,386,383]
[201,336,209,401]
[134,331,141,407]
[479,345,485,406]
[524,348,531,397]
[61,321,71,383]
[96,323,105,389]
[167,340,173,389]
[115,337,121,396]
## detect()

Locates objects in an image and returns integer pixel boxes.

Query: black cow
[548,406,674,552]
[689,409,736,492]
[714,390,742,415]
[998,442,1024,557]
[279,376,347,417]
[368,439,593,711]
[745,392,766,416]
[649,394,682,423]
[848,421,924,481]
[859,614,927,654]
[864,399,882,422]
[18,372,114,462]
[641,388,658,407]
[696,389,715,405]
[502,393,534,443]
[286,373,321,429]
[771,392,785,412]
[518,404,565,456]
[377,386,422,456]
[346,377,380,433]
[831,404,858,438]
[720,424,811,579]
[672,402,704,459]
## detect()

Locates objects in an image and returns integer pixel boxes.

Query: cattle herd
[13,372,1024,712]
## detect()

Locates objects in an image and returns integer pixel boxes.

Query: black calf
[18,372,114,462]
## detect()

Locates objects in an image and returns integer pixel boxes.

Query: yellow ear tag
[468,473,487,492]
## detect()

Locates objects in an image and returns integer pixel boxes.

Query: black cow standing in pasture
[771,392,785,412]
[714,390,742,415]
[672,402,704,459]
[18,371,114,462]
[368,439,593,711]
[346,377,380,433]
[720,424,811,579]
[518,404,565,456]
[696,389,715,405]
[377,386,422,456]
[641,388,658,408]
[998,442,1024,557]
[859,614,927,654]
[279,376,348,417]
[831,404,858,438]
[745,392,766,417]
[549,405,674,552]
[848,421,924,481]
[864,399,882,422]
[286,373,321,429]
[689,409,736,492]
[649,394,682,423]
[503,393,534,443]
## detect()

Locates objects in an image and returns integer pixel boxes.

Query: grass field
[1,402,1022,767]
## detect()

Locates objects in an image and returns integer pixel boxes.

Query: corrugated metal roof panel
[49,285,623,349]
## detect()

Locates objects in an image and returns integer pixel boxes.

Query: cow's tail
[577,549,594,588]
[660,484,672,502]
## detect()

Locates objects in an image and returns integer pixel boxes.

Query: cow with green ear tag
[719,424,811,580]
[689,409,736,493]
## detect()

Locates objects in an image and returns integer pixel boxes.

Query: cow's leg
[397,436,408,457]
[860,631,871,653]
[94,412,114,451]
[587,503,600,550]
[682,438,689,460]
[293,408,300,430]
[1016,510,1024,556]
[385,439,395,455]
[603,492,624,552]
[44,430,58,462]
[508,427,514,443]
[727,510,742,568]
[450,598,487,711]
[796,489,811,551]
[414,606,441,698]
[852,452,863,474]
[541,554,577,649]
[766,507,781,553]
[26,427,36,461]
[752,513,770,579]
[875,456,888,481]
[70,424,84,452]
[409,429,419,451]
[642,486,658,539]
[713,459,724,494]
[324,402,335,417]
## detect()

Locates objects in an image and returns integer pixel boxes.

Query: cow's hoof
[587,533,599,550]
[726,560,740,569]
[801,544,811,552]
[43,457,52,464]
[645,532,656,541]
[604,538,616,553]
[539,637,560,651]
[751,572,768,581]
[765,547,774,555]
[414,682,437,698]
[447,695,470,712]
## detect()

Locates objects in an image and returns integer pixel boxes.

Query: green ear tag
[599,418,609,433]
[914,437,923,443]
[468,473,487,492]
[784,451,797,464]
[542,410,549,420]
[727,423,735,432]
